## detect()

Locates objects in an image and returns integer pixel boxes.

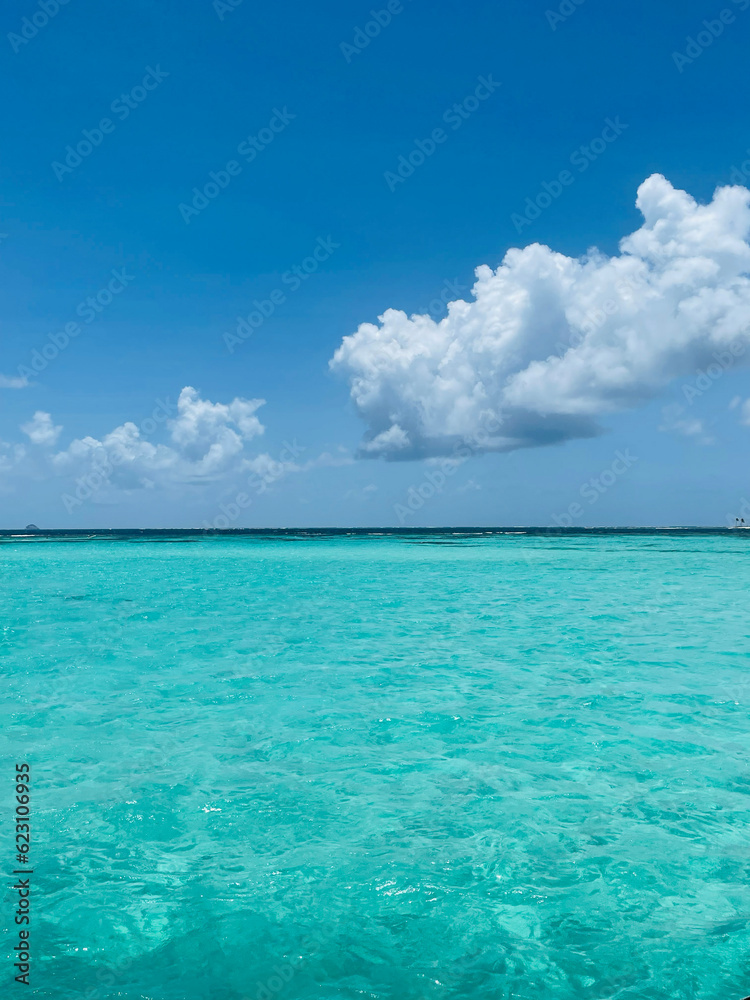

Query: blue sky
[2,0,750,527]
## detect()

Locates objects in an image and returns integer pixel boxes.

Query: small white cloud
[0,373,28,389]
[0,442,26,475]
[21,411,62,447]
[344,483,378,501]
[727,396,750,426]
[170,386,264,447]
[741,401,750,426]
[167,386,265,473]
[659,404,713,444]
[302,450,355,470]
[360,424,410,455]
[238,448,355,493]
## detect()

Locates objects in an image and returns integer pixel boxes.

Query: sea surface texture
[2,533,750,1000]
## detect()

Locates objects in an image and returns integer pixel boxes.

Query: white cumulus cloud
[21,411,62,446]
[0,387,268,496]
[49,386,266,487]
[330,174,750,459]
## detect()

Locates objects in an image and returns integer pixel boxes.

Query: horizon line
[1,525,748,538]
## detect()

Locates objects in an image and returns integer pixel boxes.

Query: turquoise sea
[2,532,750,1000]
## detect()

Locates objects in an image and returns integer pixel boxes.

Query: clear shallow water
[2,534,750,1000]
